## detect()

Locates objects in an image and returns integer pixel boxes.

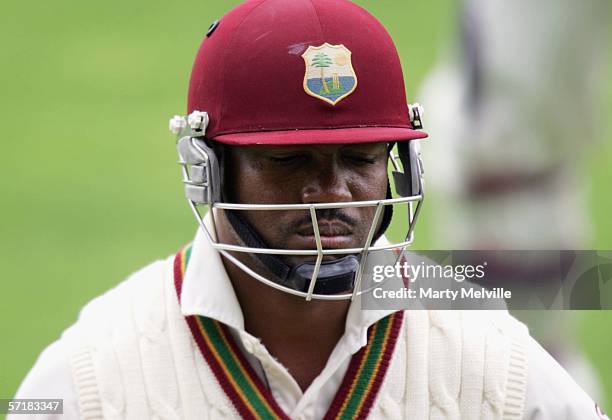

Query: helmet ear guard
[174,111,222,205]
[177,136,222,204]
[391,140,424,198]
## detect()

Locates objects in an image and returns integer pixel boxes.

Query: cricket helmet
[169,0,428,300]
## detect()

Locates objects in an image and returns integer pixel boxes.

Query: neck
[222,255,350,391]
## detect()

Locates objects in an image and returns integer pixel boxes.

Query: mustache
[289,208,359,232]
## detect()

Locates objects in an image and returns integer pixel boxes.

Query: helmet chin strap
[224,183,394,296]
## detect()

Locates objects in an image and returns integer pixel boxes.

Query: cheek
[348,164,389,232]
[232,161,302,205]
[349,164,389,201]
[229,159,306,244]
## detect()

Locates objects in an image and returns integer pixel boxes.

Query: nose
[300,163,353,204]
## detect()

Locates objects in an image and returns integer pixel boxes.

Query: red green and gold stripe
[173,245,404,420]
[323,309,403,419]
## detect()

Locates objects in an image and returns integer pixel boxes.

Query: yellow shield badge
[302,43,357,106]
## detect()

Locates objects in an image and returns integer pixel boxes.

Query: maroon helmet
[185,0,426,145]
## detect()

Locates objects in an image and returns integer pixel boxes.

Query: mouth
[293,219,356,250]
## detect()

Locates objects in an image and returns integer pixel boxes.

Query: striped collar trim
[174,244,403,419]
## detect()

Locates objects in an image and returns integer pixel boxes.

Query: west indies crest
[301,43,357,106]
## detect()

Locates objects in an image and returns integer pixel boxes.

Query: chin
[260,233,366,268]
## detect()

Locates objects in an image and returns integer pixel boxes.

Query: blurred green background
[1,0,611,413]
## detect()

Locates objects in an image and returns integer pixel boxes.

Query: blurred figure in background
[418,0,610,401]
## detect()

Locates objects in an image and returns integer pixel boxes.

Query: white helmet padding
[178,137,222,204]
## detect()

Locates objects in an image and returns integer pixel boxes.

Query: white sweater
[56,256,530,419]
[13,227,606,419]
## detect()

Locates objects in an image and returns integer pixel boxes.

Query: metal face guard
[176,131,425,301]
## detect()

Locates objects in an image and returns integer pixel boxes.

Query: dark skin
[215,142,389,391]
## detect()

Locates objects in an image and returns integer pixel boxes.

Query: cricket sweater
[60,249,529,419]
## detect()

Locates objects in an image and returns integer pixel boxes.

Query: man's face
[224,142,389,266]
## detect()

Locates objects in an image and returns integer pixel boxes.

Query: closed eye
[269,155,308,164]
[345,154,377,165]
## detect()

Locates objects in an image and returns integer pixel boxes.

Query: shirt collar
[179,213,396,344]
[180,218,245,331]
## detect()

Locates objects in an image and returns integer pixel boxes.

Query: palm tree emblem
[302,43,357,106]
